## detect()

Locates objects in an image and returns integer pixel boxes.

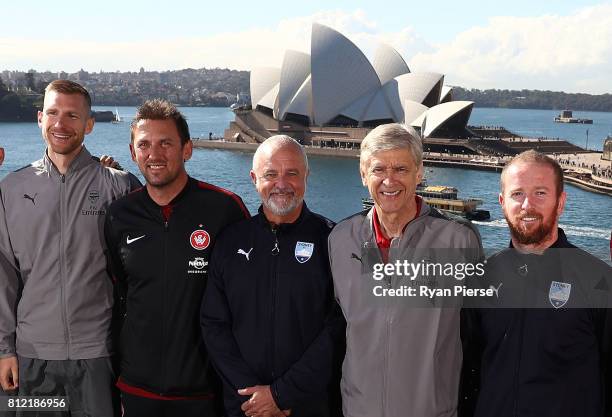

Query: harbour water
[0,107,610,261]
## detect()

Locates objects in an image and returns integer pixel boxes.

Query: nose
[520,195,532,211]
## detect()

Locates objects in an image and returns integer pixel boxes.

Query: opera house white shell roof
[250,23,473,138]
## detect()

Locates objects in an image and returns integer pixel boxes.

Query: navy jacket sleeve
[270,296,345,410]
[201,233,261,392]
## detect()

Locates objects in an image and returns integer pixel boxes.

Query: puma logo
[489,282,503,298]
[351,253,362,264]
[237,248,253,261]
[23,193,37,205]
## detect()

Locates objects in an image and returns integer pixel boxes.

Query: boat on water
[563,169,612,196]
[554,110,593,124]
[362,183,491,221]
[111,107,122,124]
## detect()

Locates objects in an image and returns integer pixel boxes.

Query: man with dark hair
[0,79,139,416]
[462,150,612,417]
[105,99,249,417]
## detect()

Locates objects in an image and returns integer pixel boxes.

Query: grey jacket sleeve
[0,187,21,358]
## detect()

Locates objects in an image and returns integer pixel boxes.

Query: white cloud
[2,6,611,93]
[409,4,612,93]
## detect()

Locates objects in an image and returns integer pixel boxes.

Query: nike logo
[23,193,38,205]
[126,235,146,244]
[237,248,253,261]
[351,253,363,264]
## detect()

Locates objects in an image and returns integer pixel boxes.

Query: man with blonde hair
[0,80,139,416]
[329,123,482,417]
[463,150,612,417]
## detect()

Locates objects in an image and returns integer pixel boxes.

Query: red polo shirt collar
[372,196,422,262]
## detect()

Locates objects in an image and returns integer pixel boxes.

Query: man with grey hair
[202,135,343,417]
[328,123,483,417]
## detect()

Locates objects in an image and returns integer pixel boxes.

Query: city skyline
[1,1,611,94]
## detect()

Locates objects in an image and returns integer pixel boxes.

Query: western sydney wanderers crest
[190,227,210,250]
[549,281,571,308]
[295,241,314,263]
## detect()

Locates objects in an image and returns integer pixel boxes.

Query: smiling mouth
[518,214,542,224]
[147,164,166,170]
[381,190,400,196]
[51,131,72,140]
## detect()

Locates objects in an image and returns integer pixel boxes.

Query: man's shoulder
[191,179,248,213]
[329,210,368,240]
[306,209,335,232]
[0,159,44,189]
[108,186,146,212]
[421,207,482,245]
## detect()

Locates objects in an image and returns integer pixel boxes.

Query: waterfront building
[225,23,473,146]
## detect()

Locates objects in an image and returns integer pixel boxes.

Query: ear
[498,192,504,206]
[249,170,257,186]
[416,163,424,183]
[556,191,567,218]
[360,164,368,187]
[37,111,43,128]
[182,140,193,162]
[84,116,94,135]
[129,143,137,162]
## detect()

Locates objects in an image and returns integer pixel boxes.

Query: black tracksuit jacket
[201,204,345,416]
[104,177,249,396]
[461,229,612,417]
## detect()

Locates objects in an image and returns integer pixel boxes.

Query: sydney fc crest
[295,241,314,263]
[549,281,571,308]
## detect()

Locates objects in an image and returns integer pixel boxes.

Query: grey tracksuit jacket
[328,203,483,417]
[0,147,138,360]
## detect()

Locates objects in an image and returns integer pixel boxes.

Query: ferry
[362,183,491,221]
[554,110,593,124]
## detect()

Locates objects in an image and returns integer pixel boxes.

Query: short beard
[263,192,302,217]
[505,209,558,245]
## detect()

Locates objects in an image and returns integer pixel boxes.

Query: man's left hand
[238,385,289,417]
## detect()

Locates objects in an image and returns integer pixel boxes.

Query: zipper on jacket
[270,226,279,382]
[381,240,397,417]
[161,218,169,391]
[58,172,70,357]
[512,309,526,417]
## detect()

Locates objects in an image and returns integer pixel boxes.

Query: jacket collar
[43,145,93,177]
[142,176,195,208]
[256,201,311,232]
[365,196,430,243]
[509,227,573,250]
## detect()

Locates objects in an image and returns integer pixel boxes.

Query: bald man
[202,136,344,417]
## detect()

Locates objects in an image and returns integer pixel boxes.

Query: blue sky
[1,0,611,93]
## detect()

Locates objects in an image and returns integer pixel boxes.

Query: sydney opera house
[223,24,583,156]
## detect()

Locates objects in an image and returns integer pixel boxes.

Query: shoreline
[192,139,612,196]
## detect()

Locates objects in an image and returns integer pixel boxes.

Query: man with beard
[461,150,612,417]
[0,80,138,416]
[201,135,343,417]
[104,99,249,417]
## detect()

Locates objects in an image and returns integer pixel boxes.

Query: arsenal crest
[190,229,210,250]
[549,281,571,309]
[295,241,314,263]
